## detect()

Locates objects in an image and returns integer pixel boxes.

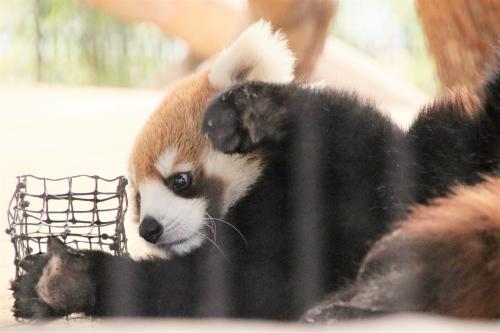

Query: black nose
[139,217,164,244]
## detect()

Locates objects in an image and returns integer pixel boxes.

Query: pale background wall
[0,84,164,324]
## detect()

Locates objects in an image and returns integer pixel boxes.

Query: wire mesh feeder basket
[6,175,128,277]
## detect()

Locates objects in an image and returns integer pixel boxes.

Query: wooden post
[417,0,500,90]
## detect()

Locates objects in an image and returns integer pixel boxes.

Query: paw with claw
[11,238,95,319]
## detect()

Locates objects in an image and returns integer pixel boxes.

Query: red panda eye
[166,172,192,193]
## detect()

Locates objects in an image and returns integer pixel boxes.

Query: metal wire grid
[6,175,128,277]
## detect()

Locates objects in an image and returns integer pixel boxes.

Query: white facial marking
[174,162,194,173]
[154,149,178,177]
[125,168,169,259]
[155,149,194,177]
[127,167,137,186]
[169,233,204,255]
[139,180,207,255]
[132,146,262,256]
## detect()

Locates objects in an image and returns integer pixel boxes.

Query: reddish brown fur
[443,86,481,116]
[129,70,216,183]
[420,86,481,119]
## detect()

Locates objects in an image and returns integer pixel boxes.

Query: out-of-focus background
[1,0,499,328]
[0,0,436,91]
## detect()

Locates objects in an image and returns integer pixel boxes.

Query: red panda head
[127,21,295,256]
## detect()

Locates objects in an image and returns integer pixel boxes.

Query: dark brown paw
[10,254,55,319]
[203,82,286,154]
[203,105,253,153]
[12,297,56,319]
[18,253,49,273]
[203,87,253,154]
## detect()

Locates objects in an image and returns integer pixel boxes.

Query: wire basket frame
[6,175,128,277]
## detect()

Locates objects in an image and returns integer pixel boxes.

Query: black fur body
[12,69,500,320]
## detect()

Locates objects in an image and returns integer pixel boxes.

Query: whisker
[206,219,215,235]
[163,220,180,235]
[204,216,248,246]
[196,231,227,259]
[210,219,217,242]
[174,224,226,258]
[205,213,218,242]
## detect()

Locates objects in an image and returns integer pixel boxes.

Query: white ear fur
[209,20,295,89]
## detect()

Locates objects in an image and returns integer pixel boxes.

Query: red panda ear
[209,20,295,90]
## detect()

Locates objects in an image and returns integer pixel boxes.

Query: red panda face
[127,21,294,256]
[128,71,263,255]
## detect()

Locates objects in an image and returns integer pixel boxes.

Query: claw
[12,298,38,319]
[11,275,39,299]
[9,279,18,291]
[12,297,58,319]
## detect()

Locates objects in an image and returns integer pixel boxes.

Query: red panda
[126,21,294,257]
[11,21,500,320]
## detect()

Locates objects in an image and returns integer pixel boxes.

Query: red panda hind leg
[303,177,500,322]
